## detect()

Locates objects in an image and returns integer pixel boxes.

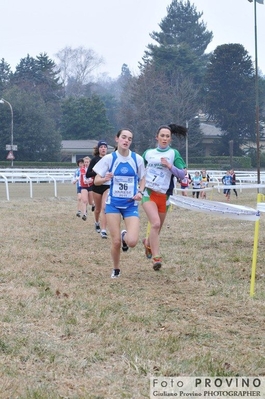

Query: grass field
[0,183,265,399]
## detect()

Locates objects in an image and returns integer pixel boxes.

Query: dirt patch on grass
[0,184,264,398]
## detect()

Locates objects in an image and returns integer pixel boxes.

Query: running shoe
[91,205,95,212]
[101,231,108,239]
[121,230,129,252]
[111,269,121,278]
[152,256,162,271]
[76,211,81,217]
[82,214,87,221]
[95,222,101,233]
[142,238,152,259]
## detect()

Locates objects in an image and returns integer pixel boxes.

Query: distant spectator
[230,169,238,197]
[191,171,202,199]
[200,169,210,199]
[179,168,191,196]
[222,170,233,202]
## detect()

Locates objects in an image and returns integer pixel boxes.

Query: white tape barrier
[257,203,265,213]
[174,187,213,192]
[214,184,265,190]
[169,195,260,221]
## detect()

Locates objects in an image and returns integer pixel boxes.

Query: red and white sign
[6,151,15,160]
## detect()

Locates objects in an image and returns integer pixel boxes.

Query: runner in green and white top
[141,124,187,271]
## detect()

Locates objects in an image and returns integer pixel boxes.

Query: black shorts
[93,185,109,195]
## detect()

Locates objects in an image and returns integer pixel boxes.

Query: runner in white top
[141,124,187,271]
[93,128,145,278]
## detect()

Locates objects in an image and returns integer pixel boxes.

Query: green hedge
[0,156,253,170]
[188,156,252,170]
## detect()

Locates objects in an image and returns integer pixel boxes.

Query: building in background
[61,140,114,163]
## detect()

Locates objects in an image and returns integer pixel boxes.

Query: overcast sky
[1,0,264,79]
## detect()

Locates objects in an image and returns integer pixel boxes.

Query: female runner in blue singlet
[93,129,145,278]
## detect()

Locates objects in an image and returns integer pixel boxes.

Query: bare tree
[117,64,202,154]
[55,46,104,96]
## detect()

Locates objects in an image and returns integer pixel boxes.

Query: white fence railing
[1,168,265,201]
[0,169,75,200]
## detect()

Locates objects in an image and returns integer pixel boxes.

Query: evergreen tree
[0,58,12,92]
[12,53,63,103]
[118,0,210,154]
[35,53,63,102]
[60,95,111,141]
[143,0,213,82]
[0,87,62,162]
[150,0,212,56]
[205,43,256,156]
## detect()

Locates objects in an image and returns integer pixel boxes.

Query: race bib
[113,176,134,198]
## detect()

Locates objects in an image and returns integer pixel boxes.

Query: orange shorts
[142,188,169,213]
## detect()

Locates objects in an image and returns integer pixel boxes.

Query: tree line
[0,0,264,164]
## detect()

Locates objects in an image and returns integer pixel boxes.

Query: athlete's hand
[104,172,113,182]
[133,192,143,201]
[161,157,172,169]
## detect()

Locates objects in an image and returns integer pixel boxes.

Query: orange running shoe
[142,238,152,259]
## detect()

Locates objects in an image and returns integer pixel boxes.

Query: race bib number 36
[113,176,134,198]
